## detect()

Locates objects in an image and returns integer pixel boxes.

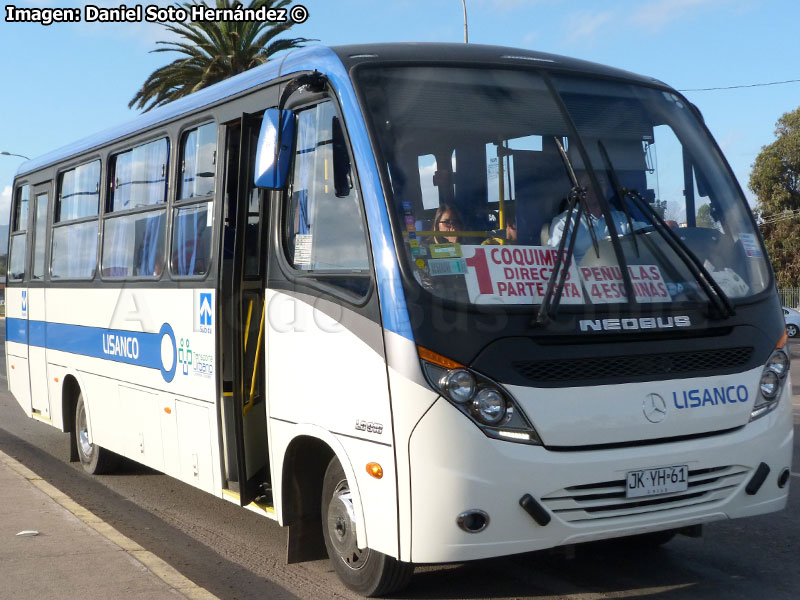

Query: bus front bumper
[407,389,793,564]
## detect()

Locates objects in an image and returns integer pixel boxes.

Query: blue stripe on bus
[29,320,46,347]
[5,318,177,382]
[6,318,28,344]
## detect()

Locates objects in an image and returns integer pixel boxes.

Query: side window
[102,139,168,279]
[31,192,48,280]
[179,122,216,200]
[8,185,29,281]
[57,160,100,220]
[108,138,168,211]
[283,102,370,281]
[52,161,101,280]
[172,123,217,277]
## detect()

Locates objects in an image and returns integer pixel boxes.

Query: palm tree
[129,0,312,112]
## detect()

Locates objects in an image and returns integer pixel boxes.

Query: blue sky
[1,0,797,225]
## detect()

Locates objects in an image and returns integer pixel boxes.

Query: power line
[679,79,800,92]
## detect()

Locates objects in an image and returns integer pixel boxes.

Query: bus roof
[14,43,666,179]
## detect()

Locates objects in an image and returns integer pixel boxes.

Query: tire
[787,324,799,338]
[321,457,413,596]
[75,393,119,475]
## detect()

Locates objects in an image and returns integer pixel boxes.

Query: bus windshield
[357,66,771,310]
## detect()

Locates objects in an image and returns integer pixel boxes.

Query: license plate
[625,465,689,498]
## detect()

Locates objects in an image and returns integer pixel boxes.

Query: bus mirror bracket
[254,108,295,189]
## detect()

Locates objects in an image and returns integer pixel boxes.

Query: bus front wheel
[75,393,119,475]
[321,457,413,596]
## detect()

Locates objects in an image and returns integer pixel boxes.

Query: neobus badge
[579,315,692,332]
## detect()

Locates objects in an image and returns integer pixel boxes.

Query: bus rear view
[350,48,792,567]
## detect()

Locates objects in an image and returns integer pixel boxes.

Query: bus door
[219,114,270,506]
[6,184,32,415]
[28,183,51,420]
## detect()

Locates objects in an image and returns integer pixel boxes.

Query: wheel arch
[60,371,86,463]
[273,425,368,562]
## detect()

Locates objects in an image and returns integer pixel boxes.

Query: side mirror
[254,108,295,189]
[332,116,352,197]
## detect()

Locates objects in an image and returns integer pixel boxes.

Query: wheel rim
[76,402,93,460]
[788,324,798,337]
[326,479,370,571]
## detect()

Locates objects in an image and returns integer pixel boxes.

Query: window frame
[48,159,103,282]
[106,137,170,215]
[31,189,50,282]
[176,121,218,203]
[169,120,219,281]
[273,95,374,305]
[8,184,30,282]
[100,137,170,282]
[56,159,102,223]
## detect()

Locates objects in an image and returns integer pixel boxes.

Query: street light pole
[1,151,30,160]
[462,0,469,43]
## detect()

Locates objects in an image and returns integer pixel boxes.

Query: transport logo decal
[672,385,749,409]
[196,291,214,334]
[4,318,178,383]
[200,293,212,326]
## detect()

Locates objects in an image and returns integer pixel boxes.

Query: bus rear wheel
[75,393,119,475]
[321,457,413,597]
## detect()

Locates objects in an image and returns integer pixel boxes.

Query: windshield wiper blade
[535,137,598,326]
[596,140,733,319]
[536,185,584,326]
[555,138,600,258]
[624,190,735,319]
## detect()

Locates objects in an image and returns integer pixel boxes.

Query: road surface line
[0,449,219,600]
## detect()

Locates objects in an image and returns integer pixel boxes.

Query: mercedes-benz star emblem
[643,393,667,423]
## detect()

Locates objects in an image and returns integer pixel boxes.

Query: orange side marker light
[366,463,383,479]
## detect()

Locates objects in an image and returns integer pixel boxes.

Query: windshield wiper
[596,141,735,319]
[535,137,599,326]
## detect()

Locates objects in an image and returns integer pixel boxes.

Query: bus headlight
[472,388,506,425]
[751,343,790,420]
[440,369,476,404]
[418,346,542,445]
[759,370,779,399]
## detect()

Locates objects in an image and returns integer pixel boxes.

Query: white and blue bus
[5,43,793,596]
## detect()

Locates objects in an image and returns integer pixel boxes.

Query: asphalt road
[1,320,799,600]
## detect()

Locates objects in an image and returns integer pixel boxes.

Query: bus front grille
[540,465,750,523]
[512,347,753,384]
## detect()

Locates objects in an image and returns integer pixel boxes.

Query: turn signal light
[366,462,383,479]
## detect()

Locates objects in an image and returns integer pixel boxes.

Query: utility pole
[462,0,469,43]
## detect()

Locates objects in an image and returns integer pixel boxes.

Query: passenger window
[52,162,100,280]
[32,193,48,280]
[12,185,29,232]
[102,139,168,279]
[179,123,217,199]
[171,123,217,277]
[171,203,213,277]
[108,138,168,211]
[283,102,370,277]
[57,160,100,221]
[9,185,29,281]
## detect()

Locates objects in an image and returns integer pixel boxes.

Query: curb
[0,449,219,600]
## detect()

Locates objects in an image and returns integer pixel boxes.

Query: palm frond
[130,0,310,111]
